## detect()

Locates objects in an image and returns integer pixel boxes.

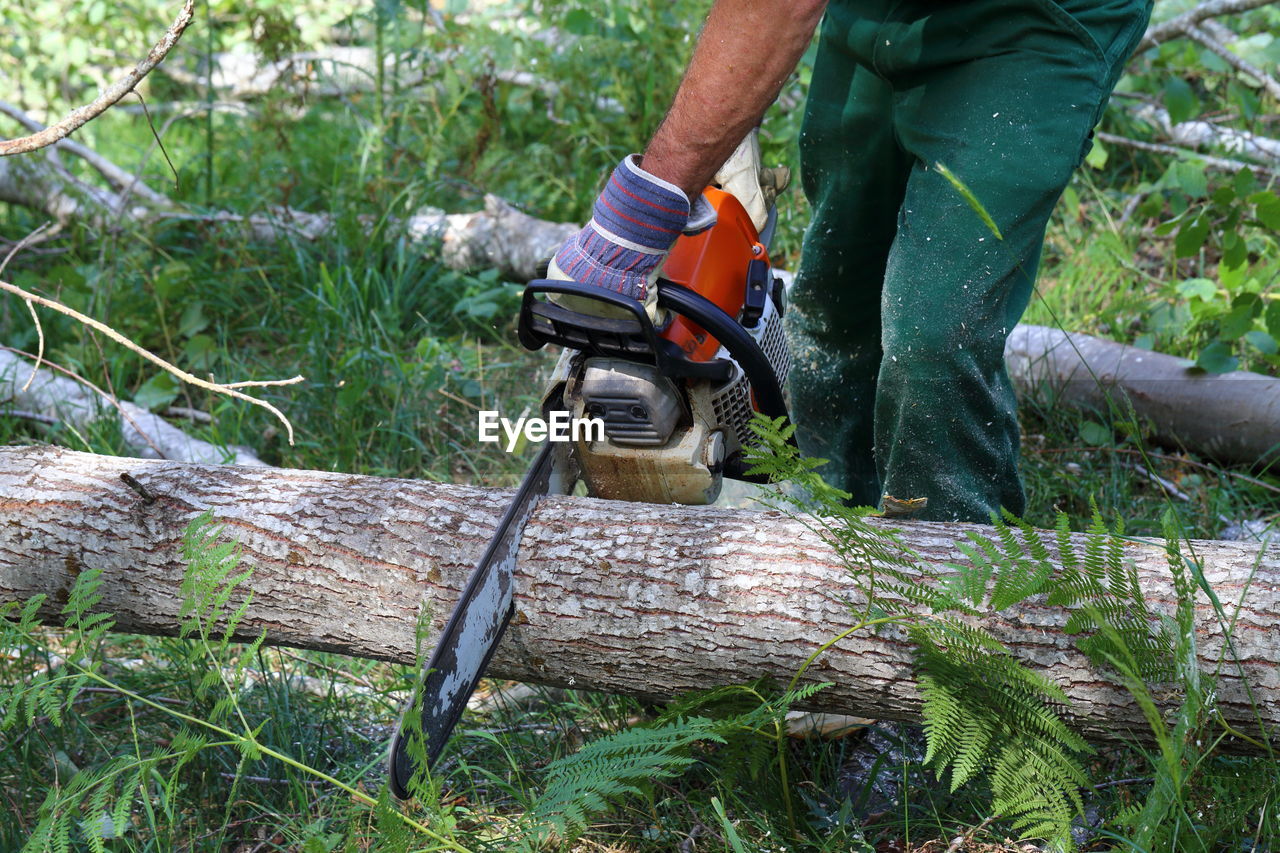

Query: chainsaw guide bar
[387,442,563,798]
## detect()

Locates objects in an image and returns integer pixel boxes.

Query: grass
[2,0,1280,849]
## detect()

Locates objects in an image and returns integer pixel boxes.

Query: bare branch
[1095,131,1278,177]
[0,100,172,208]
[0,347,266,465]
[1136,0,1280,54]
[1185,24,1280,101]
[0,0,196,156]
[0,278,304,444]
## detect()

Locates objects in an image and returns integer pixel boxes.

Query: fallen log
[0,108,574,283]
[0,349,266,466]
[1006,324,1280,467]
[1,445,1276,747]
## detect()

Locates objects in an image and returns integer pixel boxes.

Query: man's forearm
[641,0,828,200]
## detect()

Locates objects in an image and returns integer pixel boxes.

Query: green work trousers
[789,0,1151,522]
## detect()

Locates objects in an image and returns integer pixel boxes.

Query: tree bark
[1,445,1276,747]
[1006,324,1280,467]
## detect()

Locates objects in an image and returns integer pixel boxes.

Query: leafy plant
[0,513,466,852]
[734,415,1256,849]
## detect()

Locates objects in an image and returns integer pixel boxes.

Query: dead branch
[0,0,196,156]
[1185,24,1280,102]
[1095,132,1277,177]
[0,347,266,465]
[1136,0,1280,54]
[0,100,172,208]
[0,278,303,445]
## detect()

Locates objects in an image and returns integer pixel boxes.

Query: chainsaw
[388,139,792,798]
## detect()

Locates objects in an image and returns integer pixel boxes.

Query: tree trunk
[1,445,1276,746]
[1005,324,1280,466]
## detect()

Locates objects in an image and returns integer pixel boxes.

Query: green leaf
[1176,278,1217,301]
[1195,341,1239,374]
[1267,300,1280,337]
[133,372,180,411]
[1220,230,1248,271]
[178,301,209,338]
[563,8,594,34]
[1164,77,1200,125]
[1253,191,1280,230]
[183,334,216,370]
[1175,216,1210,257]
[1168,161,1209,199]
[1234,167,1256,198]
[1079,421,1112,446]
[1084,137,1108,170]
[1219,304,1257,340]
[1245,330,1278,355]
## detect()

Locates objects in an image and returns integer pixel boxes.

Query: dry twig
[1136,0,1280,54]
[1185,24,1280,101]
[0,278,303,444]
[1095,131,1277,177]
[0,0,196,156]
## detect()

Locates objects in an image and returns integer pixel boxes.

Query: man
[550,0,1152,523]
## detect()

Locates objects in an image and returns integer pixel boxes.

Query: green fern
[523,717,722,843]
[741,415,1190,849]
[522,680,830,845]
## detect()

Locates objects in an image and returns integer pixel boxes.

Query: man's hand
[550,0,827,303]
[549,155,711,302]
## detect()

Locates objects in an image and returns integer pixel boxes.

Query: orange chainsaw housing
[660,187,769,364]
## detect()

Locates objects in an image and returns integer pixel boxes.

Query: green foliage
[741,415,1275,850]
[524,717,719,842]
[2,1,1278,849]
[0,514,464,852]
[1146,173,1280,374]
[515,680,832,846]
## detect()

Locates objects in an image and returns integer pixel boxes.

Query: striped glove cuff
[588,155,691,254]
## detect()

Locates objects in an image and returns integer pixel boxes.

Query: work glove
[549,155,715,304]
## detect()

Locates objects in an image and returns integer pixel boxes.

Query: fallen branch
[0,348,266,466]
[0,101,173,209]
[1185,23,1280,102]
[1136,0,1280,54]
[0,0,196,156]
[1,445,1276,746]
[1130,103,1280,165]
[1094,132,1277,177]
[1005,324,1280,467]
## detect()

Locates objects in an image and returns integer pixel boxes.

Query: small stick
[119,472,157,505]
[0,278,303,444]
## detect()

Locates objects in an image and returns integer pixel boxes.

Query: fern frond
[526,717,720,841]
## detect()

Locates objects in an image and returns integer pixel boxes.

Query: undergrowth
[1,0,1279,849]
